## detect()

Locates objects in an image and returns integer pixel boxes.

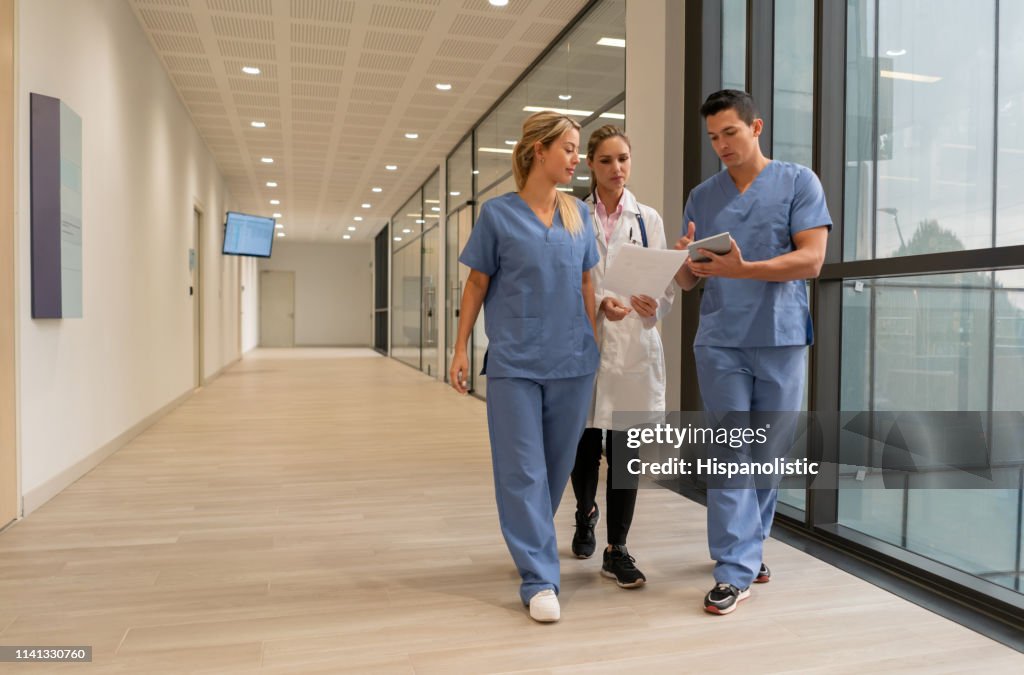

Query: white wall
[259,241,372,347]
[626,0,686,410]
[17,0,238,504]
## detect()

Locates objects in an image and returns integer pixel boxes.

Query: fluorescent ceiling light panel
[880,69,941,83]
[597,37,625,48]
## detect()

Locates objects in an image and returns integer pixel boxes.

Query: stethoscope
[591,191,648,248]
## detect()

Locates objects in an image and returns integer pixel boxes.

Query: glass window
[773,0,815,166]
[997,0,1024,247]
[838,269,1024,593]
[447,135,473,215]
[845,0,997,260]
[391,189,423,369]
[420,226,439,377]
[721,0,746,91]
[473,0,626,200]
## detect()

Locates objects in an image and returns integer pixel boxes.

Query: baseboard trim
[203,356,239,384]
[23,357,240,515]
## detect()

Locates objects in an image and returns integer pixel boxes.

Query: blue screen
[223,212,275,257]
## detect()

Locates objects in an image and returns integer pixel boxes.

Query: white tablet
[688,232,732,262]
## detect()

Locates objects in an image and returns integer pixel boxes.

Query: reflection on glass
[473,0,626,199]
[421,226,439,377]
[721,0,746,91]
[773,0,814,166]
[838,269,1024,593]
[997,0,1024,247]
[391,236,421,370]
[445,207,475,386]
[845,0,996,260]
[447,136,473,215]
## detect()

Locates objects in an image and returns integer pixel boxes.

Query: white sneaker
[528,589,560,623]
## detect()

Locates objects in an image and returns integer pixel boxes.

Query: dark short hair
[700,89,759,125]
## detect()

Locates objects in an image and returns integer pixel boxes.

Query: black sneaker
[754,563,771,583]
[703,582,750,615]
[601,545,646,588]
[571,504,599,558]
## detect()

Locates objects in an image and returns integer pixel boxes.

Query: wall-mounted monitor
[222,211,276,258]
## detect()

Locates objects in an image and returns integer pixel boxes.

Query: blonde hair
[512,111,583,235]
[586,124,631,160]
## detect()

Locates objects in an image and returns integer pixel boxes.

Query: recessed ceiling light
[431,207,440,212]
[266,181,277,187]
[251,120,266,128]
[276,232,286,237]
[354,216,363,222]
[504,139,517,146]
[269,199,280,205]
[596,37,625,48]
[347,226,357,231]
[559,94,572,101]
[489,0,509,6]
[415,219,425,224]
[242,66,261,75]
[404,132,419,139]
[578,176,590,181]
[394,236,402,241]
[260,157,273,163]
[435,83,452,91]
[275,223,283,229]
[885,48,907,57]
[361,203,371,208]
[272,212,282,218]
[450,191,461,196]
[403,228,412,233]
[385,165,398,171]
[343,235,351,240]
[371,187,382,193]
[472,170,480,175]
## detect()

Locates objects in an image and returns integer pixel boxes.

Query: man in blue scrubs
[673,90,831,615]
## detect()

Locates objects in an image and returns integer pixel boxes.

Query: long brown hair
[512,111,583,235]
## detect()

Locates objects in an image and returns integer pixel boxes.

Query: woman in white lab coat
[569,125,675,588]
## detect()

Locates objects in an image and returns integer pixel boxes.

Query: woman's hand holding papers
[601,297,632,321]
[629,295,657,318]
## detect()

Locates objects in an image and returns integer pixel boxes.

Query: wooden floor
[0,349,1020,673]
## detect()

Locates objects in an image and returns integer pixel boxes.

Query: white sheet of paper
[602,244,689,299]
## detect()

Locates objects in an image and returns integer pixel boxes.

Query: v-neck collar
[513,191,560,229]
[720,160,775,198]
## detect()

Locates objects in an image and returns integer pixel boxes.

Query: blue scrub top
[459,192,601,379]
[685,161,832,347]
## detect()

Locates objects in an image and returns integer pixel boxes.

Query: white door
[260,270,295,347]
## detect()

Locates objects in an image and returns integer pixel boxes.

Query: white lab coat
[586,189,676,430]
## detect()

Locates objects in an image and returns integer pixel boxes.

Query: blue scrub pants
[485,373,596,605]
[694,345,806,589]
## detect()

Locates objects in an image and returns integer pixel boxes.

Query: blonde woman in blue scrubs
[449,111,600,623]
